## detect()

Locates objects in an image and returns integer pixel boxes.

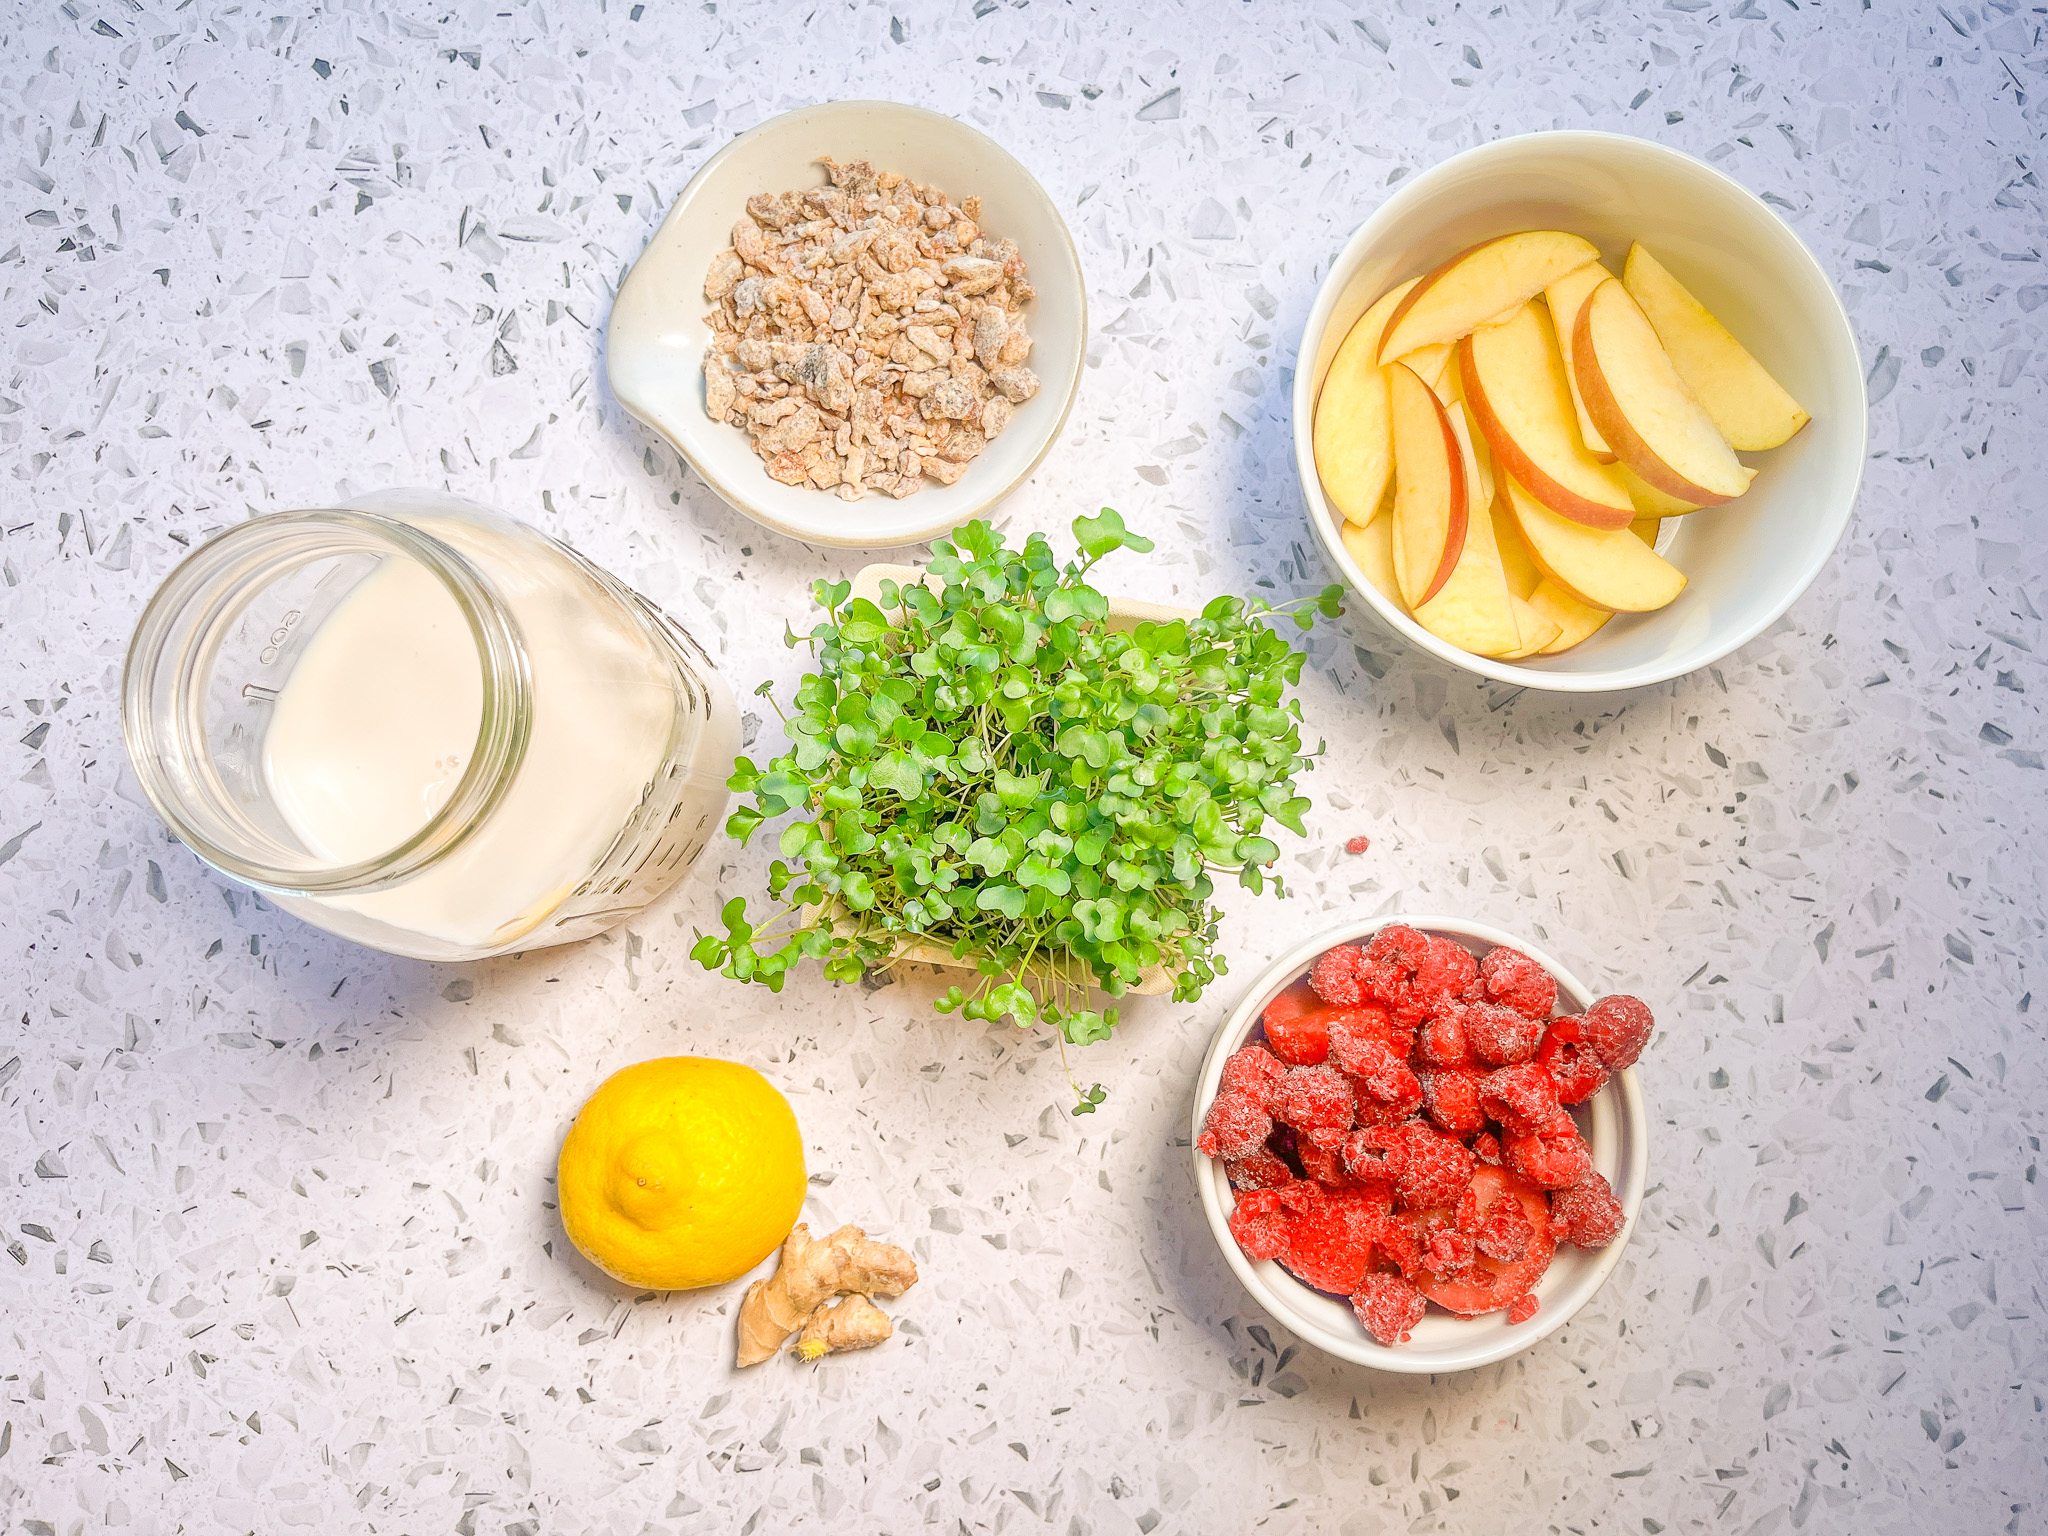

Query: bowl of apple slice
[1295,132,1866,690]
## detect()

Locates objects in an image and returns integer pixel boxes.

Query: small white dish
[1190,914,1648,1374]
[607,100,1086,551]
[1294,131,1867,691]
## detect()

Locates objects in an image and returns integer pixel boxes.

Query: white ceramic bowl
[1294,132,1866,691]
[607,100,1086,550]
[1191,915,1648,1373]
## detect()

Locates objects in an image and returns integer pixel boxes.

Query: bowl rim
[1189,912,1650,1374]
[1291,129,1867,693]
[606,98,1088,550]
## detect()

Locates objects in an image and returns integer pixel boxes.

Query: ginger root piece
[792,1294,895,1361]
[735,1223,918,1367]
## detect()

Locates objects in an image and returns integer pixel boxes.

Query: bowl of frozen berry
[1191,915,1651,1372]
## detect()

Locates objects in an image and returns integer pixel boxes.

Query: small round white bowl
[1294,132,1866,691]
[1191,914,1648,1374]
[607,100,1086,550]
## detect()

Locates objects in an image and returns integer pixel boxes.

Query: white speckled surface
[2,2,2043,1531]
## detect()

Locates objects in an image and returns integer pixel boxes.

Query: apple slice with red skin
[1388,362,1468,608]
[1572,277,1752,506]
[1413,414,1520,657]
[1417,1164,1556,1317]
[1313,277,1421,527]
[1460,301,1636,531]
[1376,230,1601,366]
[1543,260,1617,461]
[1623,243,1809,451]
[1502,476,1686,614]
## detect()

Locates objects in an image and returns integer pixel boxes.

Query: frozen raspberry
[1374,1213,1428,1280]
[1471,1130,1503,1166]
[1225,1147,1295,1191]
[1463,1002,1546,1066]
[1271,1064,1355,1149]
[1280,1189,1385,1295]
[1339,1123,1407,1186]
[1478,1062,1562,1136]
[1196,1090,1273,1160]
[1418,1068,1487,1136]
[1419,1166,1557,1318]
[1262,979,1333,1065]
[1219,1043,1289,1108]
[1352,1271,1426,1345]
[1504,1125,1594,1190]
[1414,934,1478,1005]
[1478,945,1558,1020]
[1536,1016,1610,1105]
[1359,923,1431,1008]
[1334,1033,1423,1112]
[1583,994,1655,1071]
[1412,1008,1474,1068]
[1345,834,1372,855]
[1308,944,1370,1007]
[1394,1122,1475,1211]
[1226,1181,1318,1260]
[1326,1005,1398,1065]
[1296,1140,1348,1189]
[1508,1293,1540,1325]
[1475,1182,1536,1263]
[1551,1170,1627,1249]
[1419,1219,1478,1282]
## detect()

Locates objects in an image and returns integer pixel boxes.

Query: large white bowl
[607,100,1086,550]
[1294,132,1866,691]
[1191,915,1649,1374]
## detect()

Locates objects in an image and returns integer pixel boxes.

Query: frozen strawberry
[1261,979,1333,1065]
[1412,1008,1474,1068]
[1334,1034,1423,1113]
[1478,1062,1562,1136]
[1418,1068,1487,1136]
[1478,945,1557,1020]
[1219,1043,1289,1108]
[1504,1124,1594,1190]
[1196,1090,1272,1160]
[1279,1188,1384,1294]
[1359,923,1431,1008]
[1536,1016,1610,1104]
[1471,1130,1503,1166]
[1326,1004,1398,1060]
[1352,1271,1426,1346]
[1419,1165,1556,1318]
[1394,1121,1475,1210]
[1225,1146,1295,1191]
[1551,1170,1626,1249]
[1271,1064,1355,1149]
[1226,1181,1318,1260]
[1583,994,1654,1071]
[1463,1001,1545,1066]
[1508,1293,1540,1325]
[1308,943,1371,1007]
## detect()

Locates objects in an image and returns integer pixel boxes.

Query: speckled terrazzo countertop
[1,1,2044,1530]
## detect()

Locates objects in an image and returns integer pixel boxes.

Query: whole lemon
[557,1057,805,1290]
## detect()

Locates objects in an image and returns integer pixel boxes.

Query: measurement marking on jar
[258,609,303,664]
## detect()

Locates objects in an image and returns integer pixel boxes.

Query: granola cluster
[701,157,1040,500]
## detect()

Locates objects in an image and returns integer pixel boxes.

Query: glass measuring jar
[122,490,739,961]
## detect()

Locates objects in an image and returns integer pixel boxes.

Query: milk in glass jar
[122,491,738,961]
